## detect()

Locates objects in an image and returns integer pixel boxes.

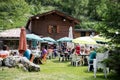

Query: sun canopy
[26,34,43,41]
[92,35,110,42]
[57,37,72,42]
[72,36,97,44]
[42,37,56,43]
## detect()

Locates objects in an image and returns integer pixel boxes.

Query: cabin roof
[26,10,80,29]
[74,29,95,32]
[31,10,80,24]
[0,28,30,38]
[0,28,20,38]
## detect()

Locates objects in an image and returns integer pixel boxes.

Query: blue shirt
[23,49,31,60]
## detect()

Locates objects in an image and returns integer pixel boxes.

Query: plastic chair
[71,54,80,67]
[93,52,109,78]
[88,59,94,72]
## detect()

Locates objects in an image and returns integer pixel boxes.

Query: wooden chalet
[74,29,98,38]
[26,10,80,40]
[0,28,30,49]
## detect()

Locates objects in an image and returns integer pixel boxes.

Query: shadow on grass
[107,73,120,80]
[67,64,73,67]
[93,74,120,80]
[83,70,110,80]
[84,76,107,80]
[49,59,120,80]
[52,59,70,63]
[84,70,120,80]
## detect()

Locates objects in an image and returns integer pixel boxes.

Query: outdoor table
[78,54,89,66]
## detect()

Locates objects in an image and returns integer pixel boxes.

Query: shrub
[96,46,108,53]
[104,47,120,74]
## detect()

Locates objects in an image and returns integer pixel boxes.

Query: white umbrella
[67,26,74,49]
[68,26,73,39]
[92,35,110,42]
[72,36,97,44]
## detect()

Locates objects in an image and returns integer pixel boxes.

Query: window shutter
[57,25,60,33]
[48,25,52,33]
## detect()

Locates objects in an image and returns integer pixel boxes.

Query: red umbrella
[18,27,27,55]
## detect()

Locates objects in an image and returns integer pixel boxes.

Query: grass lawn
[0,58,119,80]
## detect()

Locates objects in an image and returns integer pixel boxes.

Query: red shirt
[76,45,80,55]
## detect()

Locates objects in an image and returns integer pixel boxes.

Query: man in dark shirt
[89,47,96,71]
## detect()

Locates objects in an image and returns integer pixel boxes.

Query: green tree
[91,0,120,45]
[25,0,57,15]
[58,0,91,29]
[0,0,30,29]
[90,0,120,74]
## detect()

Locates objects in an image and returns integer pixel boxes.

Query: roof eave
[31,10,80,24]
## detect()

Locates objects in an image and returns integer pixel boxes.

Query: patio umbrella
[26,34,43,41]
[72,36,97,44]
[67,26,74,49]
[92,35,110,42]
[57,37,72,42]
[68,26,73,39]
[18,28,27,54]
[42,37,56,43]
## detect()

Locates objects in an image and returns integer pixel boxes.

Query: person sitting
[67,48,72,60]
[41,46,48,62]
[80,46,85,55]
[64,49,68,61]
[75,44,81,55]
[23,45,32,60]
[0,45,9,58]
[47,47,53,59]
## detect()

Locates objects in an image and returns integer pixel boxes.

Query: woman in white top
[0,45,9,58]
[80,46,85,55]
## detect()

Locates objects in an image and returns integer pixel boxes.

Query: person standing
[89,46,96,71]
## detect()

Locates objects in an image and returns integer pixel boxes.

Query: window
[89,32,92,36]
[48,25,59,33]
[81,32,86,36]
[51,26,57,33]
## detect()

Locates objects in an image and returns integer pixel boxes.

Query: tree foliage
[0,0,119,44]
[0,0,30,29]
[92,0,120,45]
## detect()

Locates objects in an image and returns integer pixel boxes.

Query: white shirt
[80,51,85,55]
[0,50,9,55]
